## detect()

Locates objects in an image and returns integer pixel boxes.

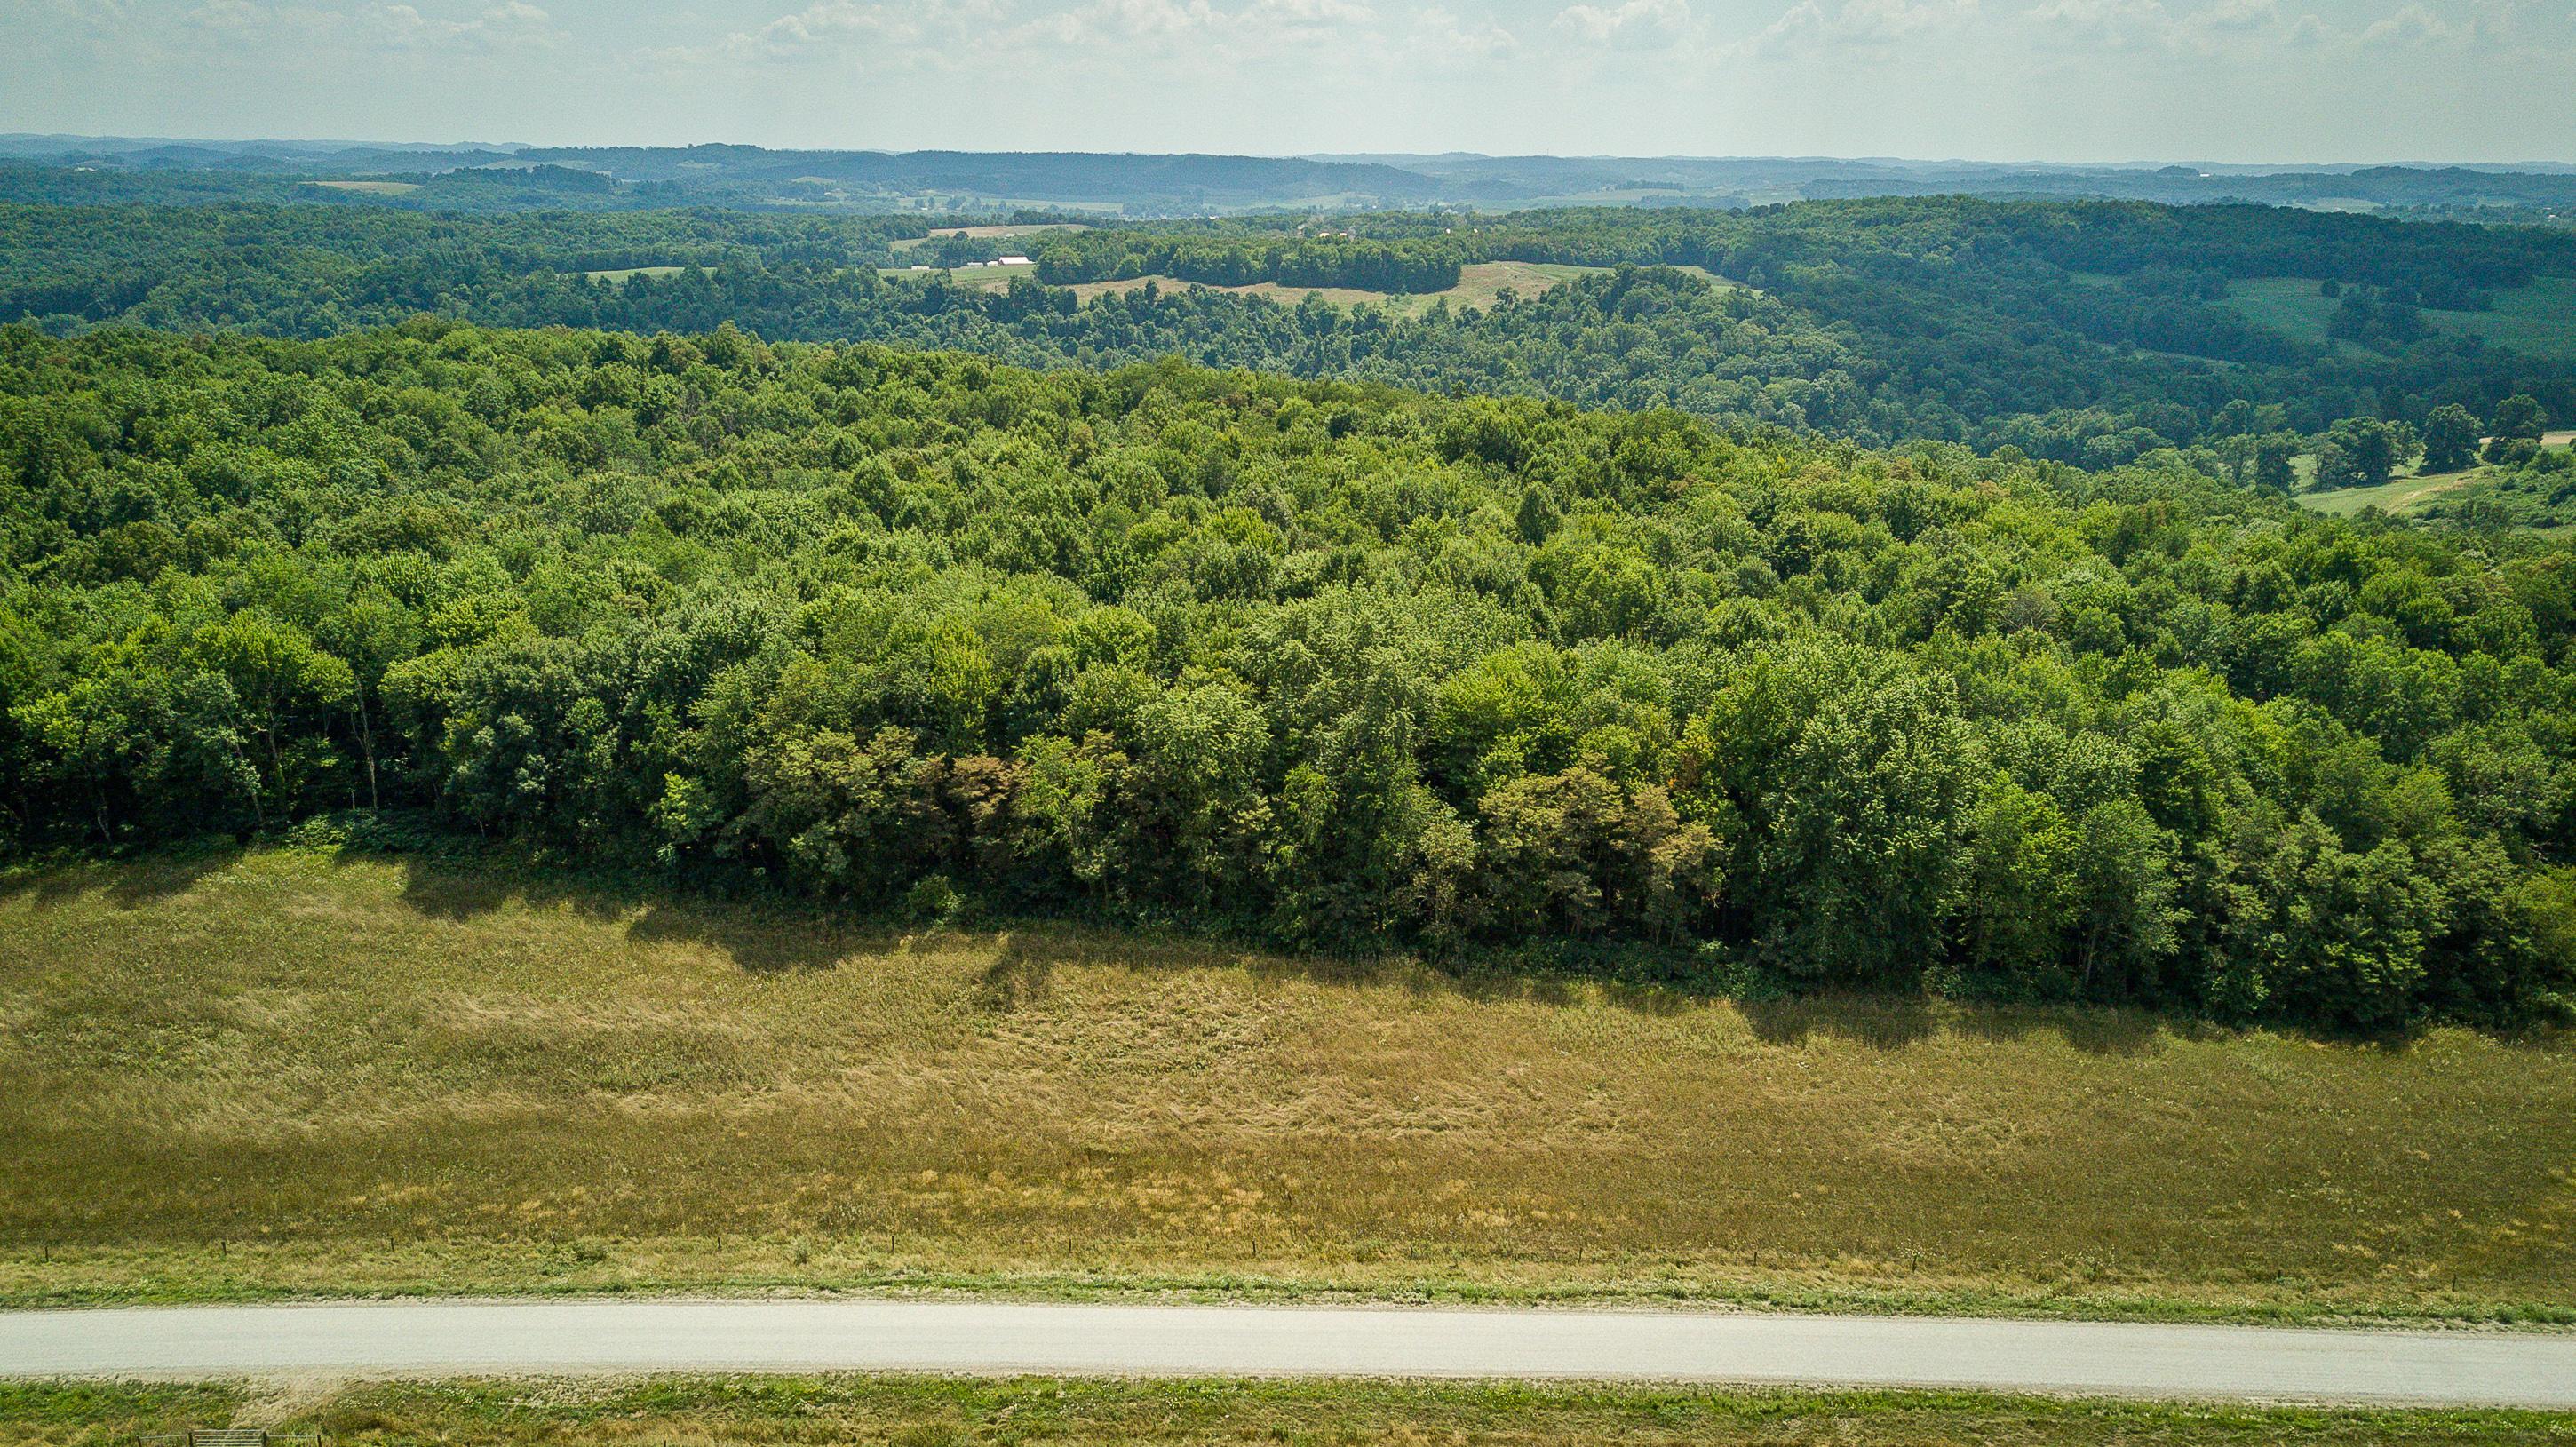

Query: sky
[6,0,2572,163]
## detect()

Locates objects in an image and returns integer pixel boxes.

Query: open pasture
[2,847,2569,1321]
[301,180,423,195]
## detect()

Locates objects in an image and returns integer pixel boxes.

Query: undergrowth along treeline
[2,320,2572,1029]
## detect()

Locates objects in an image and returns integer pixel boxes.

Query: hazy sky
[8,0,2572,163]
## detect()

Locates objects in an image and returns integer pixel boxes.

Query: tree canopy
[4,320,2571,1030]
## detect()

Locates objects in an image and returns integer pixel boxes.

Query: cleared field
[933,260,1742,311]
[2223,275,2576,358]
[2298,470,2486,518]
[882,260,1039,288]
[2433,278,2576,358]
[2218,277,2349,348]
[301,179,422,195]
[890,222,1093,252]
[581,265,688,283]
[1437,259,1603,309]
[2,847,2572,1320]
[1382,260,1740,314]
[7,1376,2569,1447]
[896,195,1126,216]
[1051,273,1408,307]
[1054,260,1701,313]
[2297,433,2575,518]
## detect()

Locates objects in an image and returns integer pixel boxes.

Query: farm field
[300,179,422,195]
[8,1375,2570,1447]
[2216,277,2354,349]
[1048,260,1733,312]
[2221,275,2576,358]
[889,222,1093,251]
[2434,277,2576,358]
[3,846,2571,1322]
[2296,433,2576,516]
[883,259,1039,286]
[2297,469,2487,517]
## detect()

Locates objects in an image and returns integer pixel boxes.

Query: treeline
[1029,229,1461,293]
[1417,197,2572,304]
[0,203,935,330]
[4,322,2572,1030]
[6,197,2576,469]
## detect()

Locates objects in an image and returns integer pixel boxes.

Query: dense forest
[4,321,2571,1030]
[5,197,2573,467]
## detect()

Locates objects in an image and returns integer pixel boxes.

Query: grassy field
[2222,275,2576,358]
[2435,277,2576,359]
[302,179,422,196]
[877,258,1745,309]
[2216,277,2351,349]
[9,1375,2572,1447]
[3,846,2572,1321]
[2296,433,2575,518]
[883,260,1040,288]
[890,222,1093,252]
[2297,469,2487,518]
[1048,260,1731,314]
[581,266,688,283]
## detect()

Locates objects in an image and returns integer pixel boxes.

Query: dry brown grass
[2,847,2572,1319]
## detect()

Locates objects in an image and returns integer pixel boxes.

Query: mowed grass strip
[8,1375,2572,1447]
[2,847,2572,1320]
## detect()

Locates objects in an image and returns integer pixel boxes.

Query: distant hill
[2,136,2572,217]
[512,146,1445,208]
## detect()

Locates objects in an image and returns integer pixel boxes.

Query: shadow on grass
[11,827,2490,1058]
[0,836,249,910]
[371,847,901,974]
[343,846,2384,1055]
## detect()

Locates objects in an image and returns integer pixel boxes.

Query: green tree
[2421,404,2481,474]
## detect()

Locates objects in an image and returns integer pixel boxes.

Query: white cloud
[636,0,1006,64]
[2022,0,2344,52]
[184,0,263,26]
[1009,0,1377,52]
[1553,0,1693,49]
[666,0,1375,68]
[171,0,563,50]
[36,0,134,21]
[2357,2,2462,42]
[1414,3,1519,58]
[1737,0,1976,55]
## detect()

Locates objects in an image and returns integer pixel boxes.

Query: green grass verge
[8,1375,2574,1446]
